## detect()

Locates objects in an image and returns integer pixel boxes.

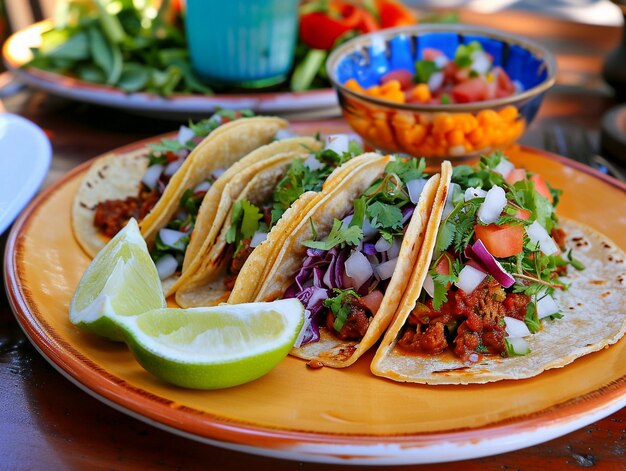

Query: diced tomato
[474,223,524,258]
[361,290,384,314]
[514,208,531,220]
[530,174,553,202]
[451,78,489,103]
[495,67,515,95]
[422,47,444,61]
[381,69,414,90]
[505,168,526,184]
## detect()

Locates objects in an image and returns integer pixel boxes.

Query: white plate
[0,113,51,234]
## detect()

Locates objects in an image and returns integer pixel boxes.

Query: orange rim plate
[5,125,626,465]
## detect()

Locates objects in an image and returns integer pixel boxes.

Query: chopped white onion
[506,337,530,355]
[274,129,296,140]
[478,185,507,224]
[464,187,487,201]
[375,257,398,281]
[208,113,223,124]
[250,231,268,248]
[375,236,392,253]
[324,134,350,154]
[303,154,324,171]
[427,71,444,91]
[344,250,373,290]
[177,125,194,145]
[423,274,435,298]
[526,221,559,255]
[493,158,515,178]
[293,310,312,348]
[535,294,560,319]
[455,265,487,294]
[212,168,226,179]
[433,55,449,69]
[141,164,164,191]
[504,317,531,338]
[513,80,524,93]
[156,254,178,280]
[159,228,188,249]
[470,50,491,75]
[362,217,378,239]
[388,237,401,259]
[194,180,212,193]
[407,178,428,204]
[341,214,353,229]
[163,159,184,177]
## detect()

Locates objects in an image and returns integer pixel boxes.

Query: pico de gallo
[224,134,364,290]
[347,41,521,105]
[285,157,430,346]
[397,152,584,361]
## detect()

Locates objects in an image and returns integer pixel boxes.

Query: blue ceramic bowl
[326,24,556,166]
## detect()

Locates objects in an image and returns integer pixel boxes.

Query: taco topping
[398,153,584,361]
[93,110,253,242]
[286,157,428,346]
[222,135,364,289]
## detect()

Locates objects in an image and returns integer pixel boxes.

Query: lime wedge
[115,299,304,389]
[69,218,166,341]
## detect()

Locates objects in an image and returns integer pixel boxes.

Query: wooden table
[1,9,624,471]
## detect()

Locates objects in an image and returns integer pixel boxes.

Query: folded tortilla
[371,190,626,383]
[72,116,287,258]
[232,155,447,368]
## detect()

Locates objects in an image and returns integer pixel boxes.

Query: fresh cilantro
[302,219,363,250]
[384,158,426,184]
[367,201,404,231]
[524,301,541,334]
[566,249,585,271]
[226,200,263,255]
[414,59,438,84]
[455,41,483,69]
[148,138,187,154]
[435,220,455,253]
[440,93,450,104]
[475,344,488,353]
[348,140,364,156]
[180,188,203,216]
[147,153,168,167]
[323,288,360,332]
[431,273,448,310]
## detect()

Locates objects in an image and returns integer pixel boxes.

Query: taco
[72,111,287,258]
[174,135,369,307]
[371,153,626,384]
[231,154,450,368]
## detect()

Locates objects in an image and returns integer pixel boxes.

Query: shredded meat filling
[94,189,158,238]
[326,297,371,340]
[224,239,253,290]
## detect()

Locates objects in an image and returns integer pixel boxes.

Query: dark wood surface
[1,9,625,471]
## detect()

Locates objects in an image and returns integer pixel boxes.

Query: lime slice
[115,299,304,389]
[69,218,166,341]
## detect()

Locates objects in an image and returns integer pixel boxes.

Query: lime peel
[115,299,305,389]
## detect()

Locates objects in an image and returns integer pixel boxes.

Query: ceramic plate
[5,124,626,465]
[1,21,339,120]
[0,113,51,235]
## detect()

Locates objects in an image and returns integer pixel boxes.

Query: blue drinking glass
[185,0,299,88]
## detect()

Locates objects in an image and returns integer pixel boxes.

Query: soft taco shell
[371,216,626,385]
[72,148,148,258]
[174,155,308,306]
[141,116,287,245]
[72,116,287,258]
[227,154,397,305]
[170,137,322,298]
[243,155,444,368]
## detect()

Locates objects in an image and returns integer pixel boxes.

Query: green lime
[69,218,166,341]
[115,299,304,389]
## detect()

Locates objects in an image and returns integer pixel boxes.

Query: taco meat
[326,296,371,340]
[93,188,159,238]
[398,279,531,361]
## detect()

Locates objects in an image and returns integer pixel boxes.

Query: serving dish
[2,21,340,120]
[5,122,625,465]
[327,24,555,166]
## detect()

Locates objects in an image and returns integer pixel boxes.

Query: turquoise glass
[184,0,299,88]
